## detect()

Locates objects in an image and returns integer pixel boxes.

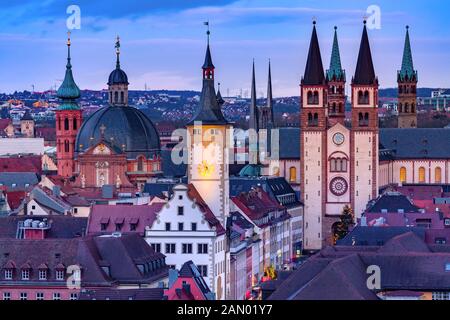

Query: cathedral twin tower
[300,21,417,251]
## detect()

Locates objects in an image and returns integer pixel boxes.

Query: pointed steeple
[398,26,417,81]
[187,27,227,125]
[353,21,377,85]
[326,26,345,82]
[302,21,325,85]
[57,31,81,110]
[249,60,258,132]
[266,60,274,124]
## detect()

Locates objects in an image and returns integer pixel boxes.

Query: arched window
[358,90,364,104]
[64,118,69,131]
[411,103,415,113]
[64,140,70,153]
[418,167,426,183]
[399,86,403,94]
[114,91,118,103]
[405,103,409,113]
[364,113,369,125]
[289,167,297,183]
[307,91,313,104]
[73,118,77,131]
[363,91,370,104]
[313,91,319,104]
[331,103,336,114]
[338,103,343,113]
[435,167,442,183]
[330,158,347,172]
[308,113,313,125]
[400,167,407,183]
[137,156,144,171]
[313,113,318,126]
[398,103,403,113]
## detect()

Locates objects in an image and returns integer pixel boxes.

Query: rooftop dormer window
[4,269,13,280]
[21,269,30,280]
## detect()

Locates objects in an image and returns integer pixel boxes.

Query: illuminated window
[435,167,442,183]
[400,167,407,183]
[289,167,297,183]
[418,167,426,183]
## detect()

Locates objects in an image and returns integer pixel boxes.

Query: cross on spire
[115,35,121,69]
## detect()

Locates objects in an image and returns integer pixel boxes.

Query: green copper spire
[398,26,417,81]
[326,26,345,81]
[57,31,81,110]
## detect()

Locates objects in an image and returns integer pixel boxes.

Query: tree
[332,205,355,244]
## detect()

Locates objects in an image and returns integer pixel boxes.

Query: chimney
[182,283,191,295]
[168,268,179,288]
[52,186,61,197]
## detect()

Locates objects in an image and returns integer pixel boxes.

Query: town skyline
[2,0,450,95]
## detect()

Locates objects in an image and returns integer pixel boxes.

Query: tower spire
[266,59,274,124]
[327,26,345,82]
[353,20,377,85]
[399,25,416,81]
[302,20,325,85]
[57,31,81,110]
[187,25,227,125]
[249,59,258,132]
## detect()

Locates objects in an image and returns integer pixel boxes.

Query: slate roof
[337,226,425,246]
[352,22,377,85]
[0,215,88,239]
[230,176,301,208]
[277,127,300,159]
[0,172,39,190]
[366,192,420,213]
[379,128,450,159]
[75,105,161,159]
[0,234,167,287]
[269,232,450,300]
[302,22,325,85]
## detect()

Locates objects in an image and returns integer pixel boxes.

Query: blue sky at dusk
[1,0,450,96]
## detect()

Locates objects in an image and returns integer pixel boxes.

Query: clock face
[197,160,215,177]
[333,132,345,145]
[330,177,348,196]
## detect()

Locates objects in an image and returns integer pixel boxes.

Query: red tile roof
[0,119,12,131]
[5,190,26,210]
[87,203,165,236]
[0,156,41,173]
[186,184,225,235]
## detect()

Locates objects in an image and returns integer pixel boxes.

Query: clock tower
[186,28,231,225]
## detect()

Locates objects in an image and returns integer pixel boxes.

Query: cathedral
[264,21,450,252]
[299,21,379,251]
[55,34,162,190]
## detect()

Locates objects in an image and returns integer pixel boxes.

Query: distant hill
[379,88,445,98]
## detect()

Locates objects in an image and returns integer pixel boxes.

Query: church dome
[75,105,160,159]
[108,68,129,85]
